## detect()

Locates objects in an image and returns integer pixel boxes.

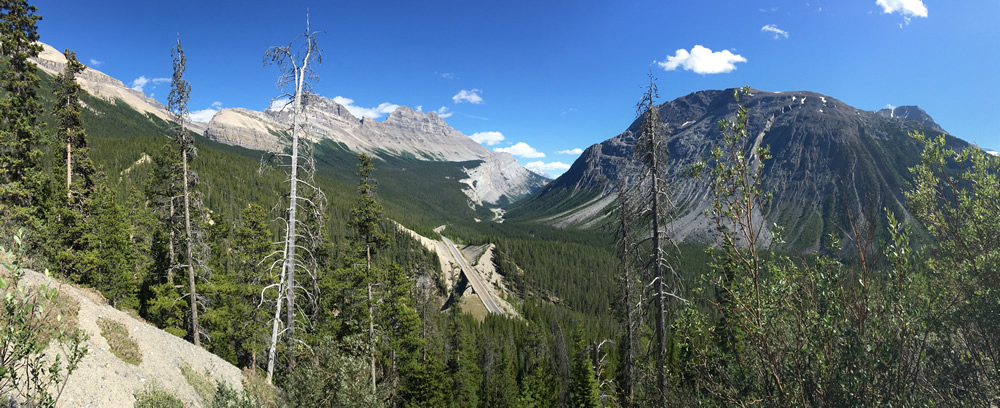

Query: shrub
[97,317,142,365]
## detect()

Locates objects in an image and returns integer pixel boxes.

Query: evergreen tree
[348,153,390,394]
[570,326,600,408]
[0,0,45,236]
[447,307,480,407]
[167,34,208,346]
[54,49,95,201]
[79,182,140,308]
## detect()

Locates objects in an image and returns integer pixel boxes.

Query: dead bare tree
[262,11,324,384]
[632,68,684,404]
[610,181,640,407]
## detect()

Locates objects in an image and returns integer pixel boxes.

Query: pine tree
[167,34,207,346]
[79,182,140,308]
[348,153,390,394]
[0,0,45,236]
[570,326,601,408]
[447,307,480,407]
[54,49,95,201]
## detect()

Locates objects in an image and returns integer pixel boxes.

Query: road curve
[441,236,505,316]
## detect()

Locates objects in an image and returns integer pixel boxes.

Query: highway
[441,236,505,316]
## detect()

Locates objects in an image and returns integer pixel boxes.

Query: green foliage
[283,335,381,408]
[211,381,258,408]
[180,362,215,406]
[203,203,272,367]
[96,317,142,365]
[570,326,601,408]
[0,231,88,407]
[0,0,46,239]
[133,382,184,408]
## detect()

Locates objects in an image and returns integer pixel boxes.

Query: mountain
[204,93,546,206]
[509,88,969,252]
[32,42,207,135]
[32,41,545,212]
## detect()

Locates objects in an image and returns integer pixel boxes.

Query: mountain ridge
[510,87,968,252]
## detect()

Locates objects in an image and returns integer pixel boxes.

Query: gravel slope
[16,269,243,407]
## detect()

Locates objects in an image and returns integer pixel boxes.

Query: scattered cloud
[333,96,400,119]
[761,24,789,39]
[463,113,489,120]
[561,108,578,115]
[876,0,928,19]
[525,161,571,176]
[494,142,545,158]
[453,89,484,104]
[211,101,222,109]
[656,45,747,74]
[433,106,453,118]
[88,58,102,67]
[557,148,583,155]
[415,105,423,112]
[130,76,149,92]
[439,72,457,79]
[759,6,779,12]
[470,131,505,146]
[130,76,170,93]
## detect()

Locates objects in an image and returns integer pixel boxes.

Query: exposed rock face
[205,94,547,205]
[32,42,207,135]
[513,88,967,252]
[460,152,543,206]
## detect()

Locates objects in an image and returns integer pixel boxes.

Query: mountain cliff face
[205,94,547,205]
[510,88,967,252]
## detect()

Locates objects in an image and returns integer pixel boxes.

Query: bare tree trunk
[65,140,71,199]
[367,244,376,395]
[266,260,286,384]
[168,199,175,286]
[281,54,306,346]
[651,167,666,404]
[182,147,200,347]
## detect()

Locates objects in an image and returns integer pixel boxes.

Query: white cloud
[130,76,149,92]
[268,98,291,112]
[88,58,102,67]
[656,45,747,74]
[761,24,789,39]
[433,106,453,118]
[440,72,456,79]
[210,101,222,109]
[469,131,505,146]
[190,108,218,123]
[415,105,423,112]
[557,148,583,155]
[453,89,484,104]
[333,96,400,119]
[525,161,571,176]
[151,77,170,85]
[876,0,928,18]
[494,142,545,158]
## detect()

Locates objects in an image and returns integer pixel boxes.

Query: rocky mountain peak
[874,105,945,134]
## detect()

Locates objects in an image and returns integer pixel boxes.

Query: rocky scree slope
[511,88,968,252]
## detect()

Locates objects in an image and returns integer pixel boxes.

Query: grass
[180,362,215,405]
[242,368,283,408]
[134,382,184,407]
[36,287,81,345]
[97,317,142,365]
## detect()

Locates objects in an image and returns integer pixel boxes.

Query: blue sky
[35,0,1000,177]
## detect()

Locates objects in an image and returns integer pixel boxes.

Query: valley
[3,1,999,406]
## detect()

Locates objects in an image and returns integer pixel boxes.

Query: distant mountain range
[32,42,547,209]
[509,88,970,252]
